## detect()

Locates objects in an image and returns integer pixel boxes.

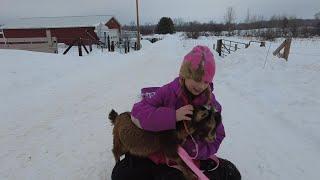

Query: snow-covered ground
[0,34,319,180]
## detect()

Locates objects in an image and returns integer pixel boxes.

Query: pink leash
[177,146,220,180]
[176,88,219,179]
[178,146,209,180]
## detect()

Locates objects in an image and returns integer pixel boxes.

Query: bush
[155,17,175,34]
[261,29,277,41]
[317,22,320,35]
[185,32,200,39]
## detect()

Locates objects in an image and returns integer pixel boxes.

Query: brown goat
[108,105,221,180]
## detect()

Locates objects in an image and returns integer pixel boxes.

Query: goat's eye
[201,112,209,119]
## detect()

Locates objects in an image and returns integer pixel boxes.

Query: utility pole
[136,0,141,50]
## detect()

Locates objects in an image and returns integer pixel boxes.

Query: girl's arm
[131,84,176,132]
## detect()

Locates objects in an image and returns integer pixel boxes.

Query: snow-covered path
[1,35,319,180]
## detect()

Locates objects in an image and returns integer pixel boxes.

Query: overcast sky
[1,0,319,25]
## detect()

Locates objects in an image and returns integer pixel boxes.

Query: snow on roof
[1,15,117,29]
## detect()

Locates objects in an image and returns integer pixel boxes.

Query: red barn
[0,15,121,45]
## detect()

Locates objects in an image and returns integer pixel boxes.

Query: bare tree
[317,21,320,35]
[129,21,136,30]
[224,7,236,24]
[281,16,289,36]
[173,18,185,27]
[224,7,236,35]
[245,8,251,23]
[315,11,320,20]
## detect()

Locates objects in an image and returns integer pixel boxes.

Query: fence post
[216,39,222,56]
[127,41,130,53]
[111,41,115,52]
[273,38,292,61]
[104,32,107,48]
[283,38,292,61]
[107,36,111,51]
[89,43,92,52]
[125,41,128,54]
[78,38,83,56]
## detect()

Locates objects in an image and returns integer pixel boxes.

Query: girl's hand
[176,105,193,122]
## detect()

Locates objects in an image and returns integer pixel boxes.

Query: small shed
[0,15,121,45]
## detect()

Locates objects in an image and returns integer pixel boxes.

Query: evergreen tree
[155,17,175,34]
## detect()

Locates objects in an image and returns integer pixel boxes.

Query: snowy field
[1,33,319,180]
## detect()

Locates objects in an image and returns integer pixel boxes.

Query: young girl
[111,45,241,180]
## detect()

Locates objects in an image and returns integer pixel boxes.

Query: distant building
[0,15,121,45]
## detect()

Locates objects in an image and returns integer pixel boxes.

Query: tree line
[123,9,320,40]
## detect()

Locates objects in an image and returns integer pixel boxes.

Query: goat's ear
[211,106,218,113]
[213,112,222,125]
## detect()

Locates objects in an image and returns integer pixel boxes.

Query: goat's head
[185,105,222,142]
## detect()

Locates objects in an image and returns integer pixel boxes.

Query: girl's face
[184,78,209,95]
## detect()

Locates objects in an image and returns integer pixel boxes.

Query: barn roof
[1,15,119,29]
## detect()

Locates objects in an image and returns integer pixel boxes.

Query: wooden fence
[273,38,292,61]
[216,39,265,57]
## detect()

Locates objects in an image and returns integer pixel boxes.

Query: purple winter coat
[131,77,225,160]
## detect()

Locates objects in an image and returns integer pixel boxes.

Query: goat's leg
[112,136,124,162]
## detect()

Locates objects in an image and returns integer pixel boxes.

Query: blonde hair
[179,77,212,106]
[179,60,205,82]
